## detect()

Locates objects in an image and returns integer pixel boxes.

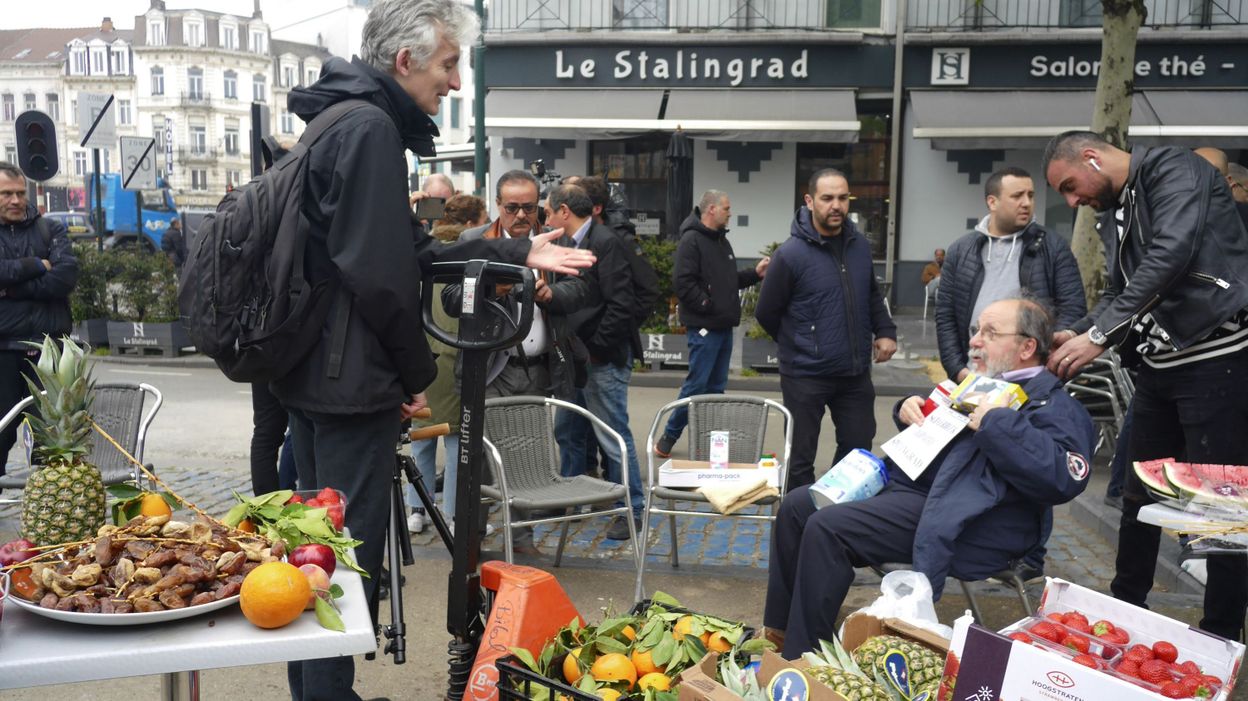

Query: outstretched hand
[525,229,596,275]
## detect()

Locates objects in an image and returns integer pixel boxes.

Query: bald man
[1195,147,1248,228]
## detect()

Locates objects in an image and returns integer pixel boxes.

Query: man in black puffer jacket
[654,190,769,458]
[936,167,1086,382]
[0,162,79,478]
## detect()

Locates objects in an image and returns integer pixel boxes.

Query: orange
[237,519,257,533]
[631,648,664,676]
[620,624,637,641]
[707,631,733,653]
[638,672,672,691]
[590,652,637,689]
[672,615,698,641]
[239,561,311,629]
[563,647,584,684]
[139,492,173,518]
[598,690,623,701]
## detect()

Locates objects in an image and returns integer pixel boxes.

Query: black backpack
[605,210,660,324]
[178,99,370,383]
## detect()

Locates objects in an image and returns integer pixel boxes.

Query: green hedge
[70,245,179,323]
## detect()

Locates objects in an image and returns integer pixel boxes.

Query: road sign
[120,136,157,190]
[164,117,174,175]
[77,92,116,149]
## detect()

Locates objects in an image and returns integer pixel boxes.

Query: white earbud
[1089,160,1102,172]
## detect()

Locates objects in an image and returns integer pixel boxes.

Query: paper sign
[882,406,969,481]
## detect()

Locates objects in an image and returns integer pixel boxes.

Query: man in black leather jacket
[1044,130,1248,641]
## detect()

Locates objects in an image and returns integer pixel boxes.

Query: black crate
[630,598,757,641]
[495,655,598,701]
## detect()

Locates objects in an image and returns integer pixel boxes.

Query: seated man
[763,297,1096,657]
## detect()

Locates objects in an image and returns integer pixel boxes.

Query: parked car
[42,211,96,241]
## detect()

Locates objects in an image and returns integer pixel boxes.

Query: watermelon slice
[1163,461,1248,507]
[1134,459,1179,500]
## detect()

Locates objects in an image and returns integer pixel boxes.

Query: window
[190,126,206,153]
[1,95,13,121]
[280,111,294,134]
[224,128,239,155]
[110,48,127,75]
[73,151,88,176]
[118,100,132,125]
[191,169,208,191]
[590,135,668,232]
[221,24,237,50]
[306,67,318,85]
[282,65,295,88]
[151,67,164,95]
[188,68,204,100]
[148,20,165,45]
[101,149,111,173]
[185,20,203,47]
[90,47,106,74]
[253,74,265,102]
[153,116,165,149]
[46,94,59,121]
[23,93,36,112]
[4,146,14,163]
[223,70,237,99]
[250,30,266,54]
[450,97,462,129]
[226,169,241,187]
[72,48,87,75]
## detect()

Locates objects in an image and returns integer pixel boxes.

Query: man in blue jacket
[755,169,896,489]
[764,298,1096,658]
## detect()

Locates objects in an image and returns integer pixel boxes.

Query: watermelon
[1163,461,1248,507]
[1134,459,1179,500]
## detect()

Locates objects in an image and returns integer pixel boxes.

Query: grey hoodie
[969,214,1025,334]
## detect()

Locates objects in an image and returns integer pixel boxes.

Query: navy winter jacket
[0,206,78,350]
[755,208,895,378]
[904,370,1096,598]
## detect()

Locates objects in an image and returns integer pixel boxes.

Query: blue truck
[84,173,180,251]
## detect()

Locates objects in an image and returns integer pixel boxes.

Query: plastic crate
[495,655,598,700]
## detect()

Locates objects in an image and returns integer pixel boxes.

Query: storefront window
[795,106,891,259]
[590,135,669,232]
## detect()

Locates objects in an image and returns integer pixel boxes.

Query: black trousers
[285,406,401,701]
[249,382,288,496]
[780,372,877,489]
[0,349,39,477]
[1111,349,1248,640]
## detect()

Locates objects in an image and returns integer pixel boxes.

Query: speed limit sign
[120,136,157,190]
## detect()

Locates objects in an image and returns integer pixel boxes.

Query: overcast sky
[2,1,312,32]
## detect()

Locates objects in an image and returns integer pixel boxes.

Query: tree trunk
[1069,0,1146,310]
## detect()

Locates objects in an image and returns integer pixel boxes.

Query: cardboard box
[944,578,1246,701]
[657,459,781,488]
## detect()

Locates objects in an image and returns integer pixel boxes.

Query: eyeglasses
[969,324,1030,343]
[501,203,538,215]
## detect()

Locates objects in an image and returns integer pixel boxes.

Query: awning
[911,90,1248,150]
[422,142,486,163]
[485,89,860,141]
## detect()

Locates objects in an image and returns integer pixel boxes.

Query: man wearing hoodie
[275,2,594,699]
[936,167,1086,383]
[755,169,896,489]
[654,190,768,458]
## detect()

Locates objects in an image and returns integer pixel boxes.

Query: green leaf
[107,483,143,500]
[329,583,344,599]
[652,633,676,666]
[222,503,249,527]
[293,517,335,539]
[509,647,539,672]
[650,591,682,608]
[314,596,345,632]
[738,638,774,655]
[254,489,294,507]
[594,637,629,655]
[160,492,180,510]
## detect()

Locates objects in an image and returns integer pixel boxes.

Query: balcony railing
[180,91,212,108]
[484,0,1245,31]
[178,147,219,161]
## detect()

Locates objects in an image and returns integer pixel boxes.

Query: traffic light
[15,110,58,182]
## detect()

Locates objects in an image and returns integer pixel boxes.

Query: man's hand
[756,256,770,278]
[966,394,1010,431]
[1046,332,1107,380]
[873,337,897,363]
[400,393,429,420]
[955,368,970,383]
[41,259,51,271]
[408,191,430,207]
[1051,329,1077,349]
[525,229,596,275]
[898,395,926,427]
[534,277,552,304]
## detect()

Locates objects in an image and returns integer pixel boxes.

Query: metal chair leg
[634,492,655,603]
[553,518,572,568]
[669,504,679,568]
[1008,575,1034,616]
[959,579,985,624]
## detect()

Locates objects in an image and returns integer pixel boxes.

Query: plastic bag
[850,570,953,640]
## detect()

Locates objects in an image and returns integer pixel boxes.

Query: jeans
[780,372,877,489]
[405,433,460,520]
[286,406,400,701]
[1111,350,1248,640]
[557,389,591,478]
[557,358,645,516]
[663,328,733,441]
[250,381,289,495]
[1106,402,1134,498]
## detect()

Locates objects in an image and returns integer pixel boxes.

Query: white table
[1138,502,1248,547]
[0,563,376,700]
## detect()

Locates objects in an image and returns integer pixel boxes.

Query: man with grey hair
[654,189,768,458]
[277,2,594,698]
[1230,163,1248,205]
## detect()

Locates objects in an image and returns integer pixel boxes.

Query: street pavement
[0,311,1212,699]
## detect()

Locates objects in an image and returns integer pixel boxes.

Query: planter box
[741,337,779,372]
[107,320,193,357]
[642,332,689,370]
[70,318,110,349]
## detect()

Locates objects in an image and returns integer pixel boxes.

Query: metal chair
[870,560,1041,624]
[634,394,792,601]
[1065,350,1131,456]
[0,382,163,504]
[922,279,940,321]
[480,395,640,567]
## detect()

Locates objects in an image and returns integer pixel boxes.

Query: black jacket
[674,209,761,330]
[567,220,638,367]
[0,206,78,350]
[936,220,1086,380]
[161,225,187,268]
[271,57,529,413]
[1070,147,1248,351]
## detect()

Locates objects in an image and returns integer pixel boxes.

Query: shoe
[605,514,639,540]
[445,521,496,538]
[407,509,426,534]
[512,542,543,557]
[655,434,677,458]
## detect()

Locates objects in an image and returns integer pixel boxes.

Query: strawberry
[305,497,322,508]
[285,494,305,505]
[1063,611,1089,627]
[1063,634,1091,654]
[1160,681,1191,698]
[326,502,345,531]
[1199,675,1222,689]
[1153,641,1179,664]
[1091,619,1116,637]
[317,487,341,505]
[1008,632,1032,643]
[1046,612,1066,623]
[1177,661,1202,676]
[1139,659,1174,685]
[1065,618,1093,634]
[1030,621,1064,643]
[1104,628,1131,645]
[1072,654,1100,669]
[1125,649,1153,666]
[1180,675,1218,698]
[1130,644,1157,661]
[1116,659,1141,678]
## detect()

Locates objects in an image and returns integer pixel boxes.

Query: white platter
[6,592,240,626]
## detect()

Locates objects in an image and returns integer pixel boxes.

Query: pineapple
[803,637,893,701]
[20,336,105,546]
[853,634,946,690]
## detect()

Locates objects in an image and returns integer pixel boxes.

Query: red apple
[288,543,336,576]
[298,563,332,610]
[0,538,37,567]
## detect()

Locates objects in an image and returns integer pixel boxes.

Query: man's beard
[969,352,1012,378]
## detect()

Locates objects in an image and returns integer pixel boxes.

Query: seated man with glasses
[763,298,1096,658]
